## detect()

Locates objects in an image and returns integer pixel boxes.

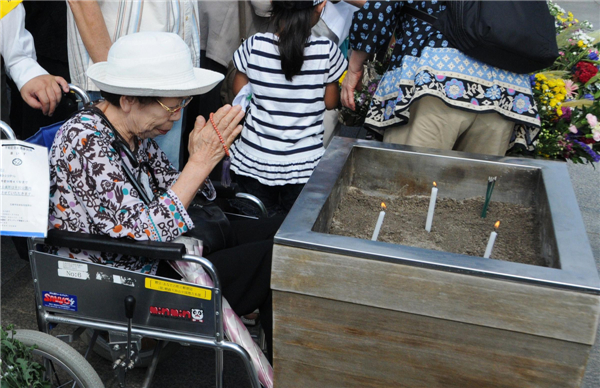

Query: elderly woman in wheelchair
[40,32,280,387]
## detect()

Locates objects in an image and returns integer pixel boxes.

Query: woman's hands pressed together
[173,104,244,209]
[188,104,244,169]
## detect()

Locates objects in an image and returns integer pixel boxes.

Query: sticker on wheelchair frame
[145,278,212,300]
[57,261,89,280]
[191,308,204,322]
[95,272,136,287]
[42,291,78,312]
[149,306,204,323]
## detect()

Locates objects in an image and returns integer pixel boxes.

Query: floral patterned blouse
[48,109,211,274]
[350,0,541,150]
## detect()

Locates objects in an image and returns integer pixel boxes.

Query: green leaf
[562,99,594,108]
[537,71,570,79]
[584,73,600,87]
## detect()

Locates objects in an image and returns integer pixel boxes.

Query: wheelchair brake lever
[124,295,136,370]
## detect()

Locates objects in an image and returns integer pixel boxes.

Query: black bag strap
[402,5,438,25]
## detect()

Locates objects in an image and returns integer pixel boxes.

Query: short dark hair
[100,91,154,107]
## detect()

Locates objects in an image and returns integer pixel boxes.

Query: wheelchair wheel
[80,329,179,368]
[13,329,104,388]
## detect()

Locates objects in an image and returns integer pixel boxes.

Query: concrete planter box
[272,138,600,387]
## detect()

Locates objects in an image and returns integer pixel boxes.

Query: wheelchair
[27,230,261,388]
[1,90,268,387]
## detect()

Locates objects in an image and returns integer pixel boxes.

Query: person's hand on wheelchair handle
[20,74,70,116]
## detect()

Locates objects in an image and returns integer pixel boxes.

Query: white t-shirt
[230,32,347,186]
[66,0,201,92]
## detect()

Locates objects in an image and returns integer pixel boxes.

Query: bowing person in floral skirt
[341,1,541,156]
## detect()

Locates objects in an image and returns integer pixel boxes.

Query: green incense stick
[481,176,497,218]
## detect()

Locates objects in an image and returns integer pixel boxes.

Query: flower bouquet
[510,1,600,164]
[338,41,395,127]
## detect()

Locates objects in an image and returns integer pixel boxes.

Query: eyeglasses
[155,97,193,114]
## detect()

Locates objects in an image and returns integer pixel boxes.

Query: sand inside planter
[329,187,545,267]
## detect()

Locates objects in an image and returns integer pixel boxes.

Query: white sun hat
[87,31,224,97]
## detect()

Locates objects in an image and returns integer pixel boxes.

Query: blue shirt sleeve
[349,1,403,54]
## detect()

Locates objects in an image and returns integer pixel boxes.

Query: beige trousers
[382,96,515,156]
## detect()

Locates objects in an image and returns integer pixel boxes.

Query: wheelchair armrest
[45,229,185,261]
[212,181,268,217]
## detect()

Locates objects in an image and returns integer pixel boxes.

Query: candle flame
[433,181,437,187]
[494,221,500,229]
[381,202,387,210]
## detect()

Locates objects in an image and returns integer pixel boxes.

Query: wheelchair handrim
[32,348,87,388]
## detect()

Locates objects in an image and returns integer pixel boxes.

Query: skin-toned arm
[67,0,112,63]
[324,82,340,110]
[20,75,70,116]
[340,49,369,111]
[172,105,245,208]
[232,71,250,96]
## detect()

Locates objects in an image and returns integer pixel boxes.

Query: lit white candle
[483,221,500,258]
[371,202,386,241]
[425,182,438,232]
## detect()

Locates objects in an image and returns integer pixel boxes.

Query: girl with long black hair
[229,0,347,215]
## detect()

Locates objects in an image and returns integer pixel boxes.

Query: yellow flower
[547,80,557,87]
[549,99,558,107]
[555,94,565,101]
[557,107,563,116]
[578,40,584,47]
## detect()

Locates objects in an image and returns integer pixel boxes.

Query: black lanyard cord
[80,106,162,206]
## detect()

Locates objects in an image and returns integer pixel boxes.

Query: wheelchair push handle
[0,120,17,140]
[68,83,91,105]
[1,86,87,142]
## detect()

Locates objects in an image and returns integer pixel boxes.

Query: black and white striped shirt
[230,32,347,186]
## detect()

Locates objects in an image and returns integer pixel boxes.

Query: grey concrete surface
[561,4,600,385]
[568,161,600,388]
[560,0,600,28]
